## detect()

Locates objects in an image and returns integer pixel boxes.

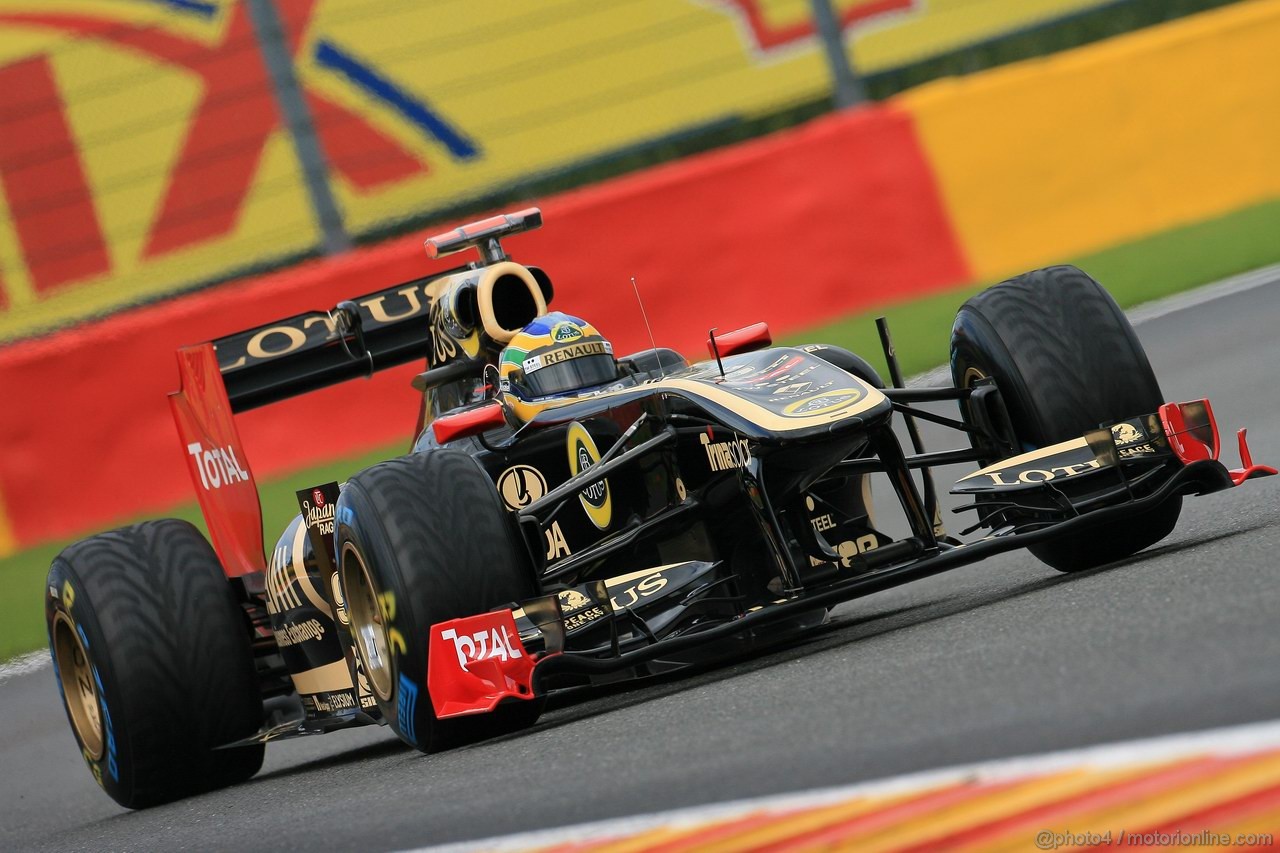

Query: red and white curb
[417,718,1280,852]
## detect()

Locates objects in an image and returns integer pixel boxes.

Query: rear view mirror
[432,402,506,444]
[708,322,771,359]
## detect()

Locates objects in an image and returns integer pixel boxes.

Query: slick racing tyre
[950,265,1181,573]
[45,520,264,809]
[336,451,543,752]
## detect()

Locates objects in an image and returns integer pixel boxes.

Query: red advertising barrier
[0,103,969,549]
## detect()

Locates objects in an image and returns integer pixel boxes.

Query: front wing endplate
[427,610,541,718]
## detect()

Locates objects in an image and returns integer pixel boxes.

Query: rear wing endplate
[169,344,266,577]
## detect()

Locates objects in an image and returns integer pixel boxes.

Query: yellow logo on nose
[567,422,611,530]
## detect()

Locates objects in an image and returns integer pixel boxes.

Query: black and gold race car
[45,209,1274,807]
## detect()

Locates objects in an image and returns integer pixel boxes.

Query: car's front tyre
[336,451,543,752]
[950,265,1182,572]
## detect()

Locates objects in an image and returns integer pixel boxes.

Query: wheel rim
[52,612,104,760]
[339,543,394,702]
[962,365,987,388]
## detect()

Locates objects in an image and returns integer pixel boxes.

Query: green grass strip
[783,197,1280,378]
[4,195,1279,661]
[0,444,402,661]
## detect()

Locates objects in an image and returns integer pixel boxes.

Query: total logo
[185,441,250,490]
[439,624,524,673]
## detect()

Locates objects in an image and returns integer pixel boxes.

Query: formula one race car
[45,209,1275,808]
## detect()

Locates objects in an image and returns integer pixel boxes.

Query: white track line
[0,650,49,684]
[4,263,1279,682]
[1126,262,1280,325]
[419,717,1280,853]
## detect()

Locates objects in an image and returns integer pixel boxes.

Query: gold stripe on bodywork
[601,562,697,589]
[509,563,700,621]
[290,518,334,619]
[957,437,1090,483]
[289,660,353,695]
[642,378,886,433]
[525,361,887,433]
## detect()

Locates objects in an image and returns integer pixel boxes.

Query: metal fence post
[809,0,866,108]
[246,0,351,254]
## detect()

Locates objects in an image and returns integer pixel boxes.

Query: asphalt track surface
[3,275,1278,852]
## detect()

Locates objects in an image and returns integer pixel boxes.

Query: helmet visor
[524,353,617,397]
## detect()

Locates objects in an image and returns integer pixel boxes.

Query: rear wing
[166,273,449,576]
[214,273,448,413]
[168,208,548,577]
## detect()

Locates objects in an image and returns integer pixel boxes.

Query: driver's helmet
[498,312,617,422]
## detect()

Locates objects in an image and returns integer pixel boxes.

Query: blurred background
[1,0,1278,657]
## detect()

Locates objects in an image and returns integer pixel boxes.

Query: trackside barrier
[901,0,1280,280]
[0,103,965,550]
[5,0,1279,552]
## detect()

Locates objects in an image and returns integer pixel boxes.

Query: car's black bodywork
[191,209,1269,742]
[48,209,1275,806]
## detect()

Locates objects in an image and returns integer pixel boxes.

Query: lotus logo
[781,389,862,418]
[567,422,612,530]
[552,322,583,342]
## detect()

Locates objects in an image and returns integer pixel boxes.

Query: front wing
[424,398,1274,719]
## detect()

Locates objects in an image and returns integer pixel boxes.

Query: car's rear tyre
[335,451,543,753]
[45,519,264,809]
[950,265,1181,572]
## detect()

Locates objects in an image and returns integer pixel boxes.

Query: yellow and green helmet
[498,313,617,420]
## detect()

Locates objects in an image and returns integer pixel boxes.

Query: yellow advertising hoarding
[0,0,1114,341]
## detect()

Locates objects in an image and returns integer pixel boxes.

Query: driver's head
[498,313,617,422]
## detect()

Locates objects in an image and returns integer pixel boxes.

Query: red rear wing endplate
[169,344,266,577]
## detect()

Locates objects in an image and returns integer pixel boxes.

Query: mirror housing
[432,402,506,444]
[708,322,771,359]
